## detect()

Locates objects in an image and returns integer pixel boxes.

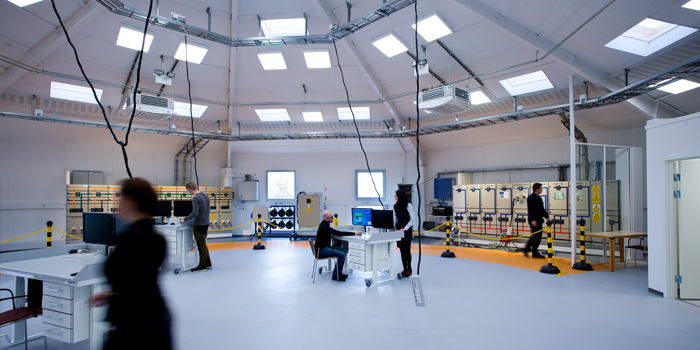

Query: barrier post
[253,214,265,250]
[333,213,338,227]
[441,219,455,258]
[46,221,53,248]
[539,220,560,274]
[572,219,593,270]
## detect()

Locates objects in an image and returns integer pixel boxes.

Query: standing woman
[393,190,416,277]
[90,178,172,350]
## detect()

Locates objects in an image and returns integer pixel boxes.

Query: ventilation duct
[418,86,471,114]
[123,93,174,120]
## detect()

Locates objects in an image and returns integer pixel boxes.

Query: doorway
[675,158,700,300]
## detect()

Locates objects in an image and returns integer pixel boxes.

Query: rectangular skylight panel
[655,79,700,94]
[174,43,208,64]
[470,90,491,104]
[337,107,370,120]
[255,109,291,121]
[50,82,103,104]
[604,18,697,57]
[411,15,452,42]
[257,52,287,70]
[682,0,700,11]
[116,27,153,52]
[372,34,408,58]
[498,70,554,96]
[174,101,208,118]
[261,18,307,37]
[302,111,324,122]
[8,0,42,6]
[303,50,331,69]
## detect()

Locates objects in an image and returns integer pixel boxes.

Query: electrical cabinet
[237,181,259,201]
[452,185,468,212]
[480,184,498,235]
[606,180,620,231]
[547,182,570,241]
[434,178,454,199]
[465,185,482,234]
[297,193,322,227]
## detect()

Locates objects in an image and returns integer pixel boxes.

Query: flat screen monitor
[83,212,117,246]
[155,200,172,217]
[173,200,192,217]
[351,208,373,226]
[371,210,394,229]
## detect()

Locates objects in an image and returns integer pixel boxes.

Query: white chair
[309,239,337,283]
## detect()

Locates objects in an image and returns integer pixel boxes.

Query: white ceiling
[1,0,699,150]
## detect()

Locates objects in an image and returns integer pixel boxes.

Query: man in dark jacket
[180,182,211,272]
[315,211,361,281]
[524,182,549,258]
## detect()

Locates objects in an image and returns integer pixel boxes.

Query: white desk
[153,224,196,274]
[0,244,108,349]
[333,231,403,287]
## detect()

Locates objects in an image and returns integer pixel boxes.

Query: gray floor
[2,245,699,350]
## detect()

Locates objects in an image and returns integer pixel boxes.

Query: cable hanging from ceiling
[176,20,200,188]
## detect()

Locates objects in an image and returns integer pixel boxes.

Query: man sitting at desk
[315,211,362,282]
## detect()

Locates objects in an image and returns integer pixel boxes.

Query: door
[679,158,700,299]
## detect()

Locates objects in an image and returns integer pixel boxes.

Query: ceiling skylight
[498,70,554,96]
[469,90,491,104]
[8,0,42,6]
[174,101,208,118]
[338,107,370,120]
[116,27,154,52]
[372,34,408,58]
[411,14,452,42]
[50,82,102,104]
[653,79,700,94]
[302,111,324,122]
[261,18,307,37]
[255,109,291,121]
[682,0,700,11]
[174,43,208,64]
[257,52,287,70]
[303,50,331,69]
[604,18,697,57]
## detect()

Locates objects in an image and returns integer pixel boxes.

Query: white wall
[0,118,227,247]
[646,112,700,297]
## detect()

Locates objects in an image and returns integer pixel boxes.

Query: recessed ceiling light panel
[260,18,307,37]
[604,18,697,57]
[174,101,208,118]
[8,0,42,7]
[303,50,331,69]
[372,34,408,58]
[498,70,554,96]
[50,81,103,104]
[411,14,452,42]
[255,109,291,121]
[338,107,370,120]
[174,43,208,64]
[258,52,288,70]
[116,26,154,52]
[654,79,700,94]
[302,111,324,122]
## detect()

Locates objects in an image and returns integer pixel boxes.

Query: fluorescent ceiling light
[257,52,287,70]
[174,101,208,118]
[116,27,154,52]
[338,107,370,120]
[302,111,324,122]
[411,14,452,42]
[372,34,408,58]
[174,43,208,64]
[260,18,307,37]
[498,70,554,96]
[255,109,290,121]
[604,18,697,57]
[653,79,700,94]
[50,81,102,104]
[8,0,42,6]
[303,50,331,69]
[470,90,491,104]
[682,0,700,11]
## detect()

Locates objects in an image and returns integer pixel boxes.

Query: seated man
[315,211,362,281]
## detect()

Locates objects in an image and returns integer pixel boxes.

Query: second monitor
[370,210,394,229]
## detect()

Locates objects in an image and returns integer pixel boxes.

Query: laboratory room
[2,0,700,349]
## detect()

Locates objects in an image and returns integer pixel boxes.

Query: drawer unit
[43,282,73,299]
[348,254,370,266]
[347,248,365,258]
[43,323,75,343]
[43,309,74,328]
[43,295,73,314]
[347,262,368,271]
[348,242,364,250]
[42,284,90,343]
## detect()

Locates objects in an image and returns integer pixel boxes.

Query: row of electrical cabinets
[451,180,620,241]
[66,185,235,237]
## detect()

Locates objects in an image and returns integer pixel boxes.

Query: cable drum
[270,208,278,217]
[286,208,293,217]
[285,221,294,229]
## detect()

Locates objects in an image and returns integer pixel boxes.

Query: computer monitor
[173,200,192,217]
[371,210,394,229]
[83,212,117,246]
[155,200,172,217]
[351,208,373,226]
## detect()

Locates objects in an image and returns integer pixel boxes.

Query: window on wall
[356,170,385,200]
[267,171,295,199]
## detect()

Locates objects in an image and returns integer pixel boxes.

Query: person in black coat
[90,178,172,350]
[524,182,549,258]
[315,211,361,281]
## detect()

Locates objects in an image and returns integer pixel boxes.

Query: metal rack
[265,205,296,239]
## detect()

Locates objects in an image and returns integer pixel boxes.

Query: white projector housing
[123,94,175,120]
[418,86,471,114]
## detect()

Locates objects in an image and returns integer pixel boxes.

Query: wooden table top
[586,231,647,239]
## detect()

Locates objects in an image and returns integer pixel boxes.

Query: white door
[679,158,700,299]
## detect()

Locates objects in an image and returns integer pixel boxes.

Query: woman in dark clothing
[393,190,416,278]
[90,178,172,350]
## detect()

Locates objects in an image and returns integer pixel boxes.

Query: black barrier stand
[46,220,53,249]
[253,214,265,250]
[572,219,593,271]
[539,221,560,274]
[441,218,455,258]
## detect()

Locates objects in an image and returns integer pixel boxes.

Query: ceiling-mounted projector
[418,86,471,115]
[123,93,175,120]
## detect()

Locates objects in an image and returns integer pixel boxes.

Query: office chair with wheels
[627,237,647,266]
[0,288,46,350]
[309,239,337,283]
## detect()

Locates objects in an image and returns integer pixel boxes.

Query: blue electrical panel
[434,178,454,199]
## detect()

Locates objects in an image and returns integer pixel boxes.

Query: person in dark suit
[524,182,549,259]
[315,211,361,281]
[90,178,172,350]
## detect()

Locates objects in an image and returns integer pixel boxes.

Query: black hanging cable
[332,38,384,208]
[181,25,200,187]
[50,0,154,179]
[414,0,423,275]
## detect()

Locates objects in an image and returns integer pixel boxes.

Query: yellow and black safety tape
[452,225,543,241]
[208,220,257,231]
[0,228,48,244]
[52,228,83,241]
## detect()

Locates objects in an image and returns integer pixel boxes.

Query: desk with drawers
[333,231,403,287]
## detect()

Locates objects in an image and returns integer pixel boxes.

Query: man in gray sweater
[180,182,212,272]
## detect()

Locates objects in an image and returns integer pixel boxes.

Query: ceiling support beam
[0,0,103,95]
[447,0,681,119]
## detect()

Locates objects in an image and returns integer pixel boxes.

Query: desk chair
[627,237,647,266]
[309,239,337,283]
[0,289,46,350]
